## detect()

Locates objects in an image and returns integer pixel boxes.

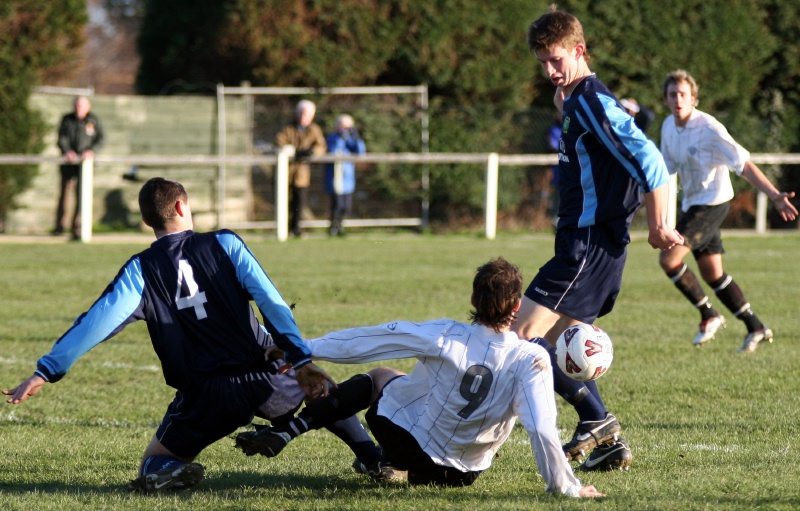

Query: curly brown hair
[468,257,523,332]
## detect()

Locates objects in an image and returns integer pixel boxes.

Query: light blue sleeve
[215,231,312,366]
[577,92,669,193]
[36,257,145,383]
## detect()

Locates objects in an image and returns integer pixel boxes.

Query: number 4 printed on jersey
[175,259,208,319]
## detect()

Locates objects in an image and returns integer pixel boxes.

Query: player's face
[535,44,584,91]
[665,81,696,126]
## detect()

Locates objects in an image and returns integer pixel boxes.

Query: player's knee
[367,367,405,400]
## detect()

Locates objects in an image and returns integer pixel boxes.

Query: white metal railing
[1,153,798,241]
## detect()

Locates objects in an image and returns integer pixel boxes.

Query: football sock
[710,273,764,332]
[140,455,182,476]
[325,416,383,466]
[531,337,606,422]
[667,263,718,320]
[274,373,374,438]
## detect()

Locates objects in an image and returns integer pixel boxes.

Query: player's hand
[578,485,606,498]
[294,363,337,399]
[263,344,285,362]
[771,191,798,222]
[648,224,684,251]
[64,150,79,164]
[3,374,46,404]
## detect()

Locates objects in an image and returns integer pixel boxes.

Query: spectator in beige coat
[275,100,327,238]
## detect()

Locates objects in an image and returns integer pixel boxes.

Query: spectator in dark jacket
[53,96,104,238]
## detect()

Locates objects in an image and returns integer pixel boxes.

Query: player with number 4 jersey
[4,177,383,493]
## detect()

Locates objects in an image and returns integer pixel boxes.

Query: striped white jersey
[307,319,582,497]
[660,109,750,212]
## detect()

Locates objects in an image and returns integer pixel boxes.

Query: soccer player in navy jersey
[235,258,604,497]
[3,177,384,492]
[514,7,684,471]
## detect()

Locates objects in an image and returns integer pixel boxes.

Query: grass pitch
[1,231,799,510]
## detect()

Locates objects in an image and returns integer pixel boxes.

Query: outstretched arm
[741,161,797,222]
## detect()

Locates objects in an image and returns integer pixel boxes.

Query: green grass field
[1,232,799,510]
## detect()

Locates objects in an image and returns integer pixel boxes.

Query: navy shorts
[366,392,481,487]
[525,226,627,323]
[676,202,729,258]
[155,362,305,458]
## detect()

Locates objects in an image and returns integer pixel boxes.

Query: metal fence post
[756,191,767,234]
[276,148,291,242]
[79,158,94,243]
[485,153,499,240]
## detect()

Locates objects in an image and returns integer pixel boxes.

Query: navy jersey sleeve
[574,91,669,193]
[35,257,145,383]
[215,232,311,367]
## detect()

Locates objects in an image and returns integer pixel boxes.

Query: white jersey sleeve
[307,319,451,363]
[514,353,582,497]
[308,320,582,497]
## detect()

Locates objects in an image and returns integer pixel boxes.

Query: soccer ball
[555,324,613,382]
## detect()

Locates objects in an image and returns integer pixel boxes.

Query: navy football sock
[140,455,182,476]
[531,337,606,422]
[325,415,383,465]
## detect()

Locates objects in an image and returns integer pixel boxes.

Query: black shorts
[676,202,729,258]
[366,395,481,487]
[525,226,627,323]
[155,365,305,458]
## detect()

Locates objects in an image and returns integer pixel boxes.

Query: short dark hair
[527,5,590,63]
[468,257,523,332]
[138,177,188,230]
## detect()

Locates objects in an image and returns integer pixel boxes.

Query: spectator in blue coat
[324,115,366,236]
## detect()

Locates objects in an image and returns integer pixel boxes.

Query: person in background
[275,100,327,238]
[53,96,104,239]
[235,257,604,498]
[620,97,656,135]
[4,177,385,492]
[658,69,797,352]
[324,114,366,236]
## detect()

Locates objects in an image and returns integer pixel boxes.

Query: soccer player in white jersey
[235,257,603,497]
[659,69,797,352]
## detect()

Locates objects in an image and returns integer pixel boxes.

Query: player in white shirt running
[236,258,604,498]
[659,69,797,352]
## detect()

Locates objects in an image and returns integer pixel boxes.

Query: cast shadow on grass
[0,472,359,498]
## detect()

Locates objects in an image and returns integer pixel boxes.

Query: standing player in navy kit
[3,177,383,492]
[516,7,684,470]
